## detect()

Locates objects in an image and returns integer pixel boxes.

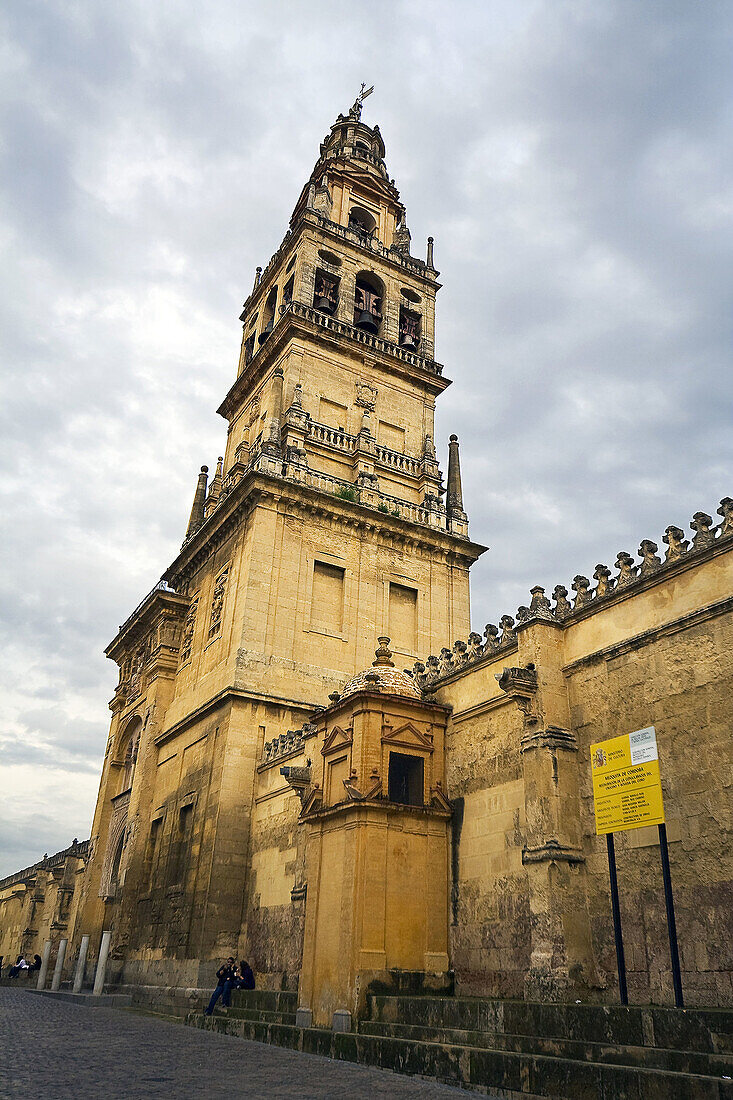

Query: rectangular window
[319,397,348,431]
[389,583,417,654]
[388,752,424,806]
[310,561,345,634]
[378,420,405,453]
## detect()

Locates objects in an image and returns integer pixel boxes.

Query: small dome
[340,637,420,700]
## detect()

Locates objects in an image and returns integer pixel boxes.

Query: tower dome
[339,637,421,700]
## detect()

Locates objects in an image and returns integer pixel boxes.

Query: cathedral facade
[2,101,732,1021]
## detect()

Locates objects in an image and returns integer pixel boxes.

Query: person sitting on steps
[235,960,255,990]
[204,957,237,1015]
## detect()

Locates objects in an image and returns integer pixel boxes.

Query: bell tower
[168,93,485,691]
[75,95,485,991]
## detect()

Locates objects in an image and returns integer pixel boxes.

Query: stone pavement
[0,987,491,1099]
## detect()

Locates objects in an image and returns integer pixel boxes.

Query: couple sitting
[204,957,255,1015]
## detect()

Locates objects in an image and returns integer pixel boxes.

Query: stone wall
[431,502,733,1006]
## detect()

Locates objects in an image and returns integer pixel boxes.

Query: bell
[355,310,378,333]
[315,295,334,313]
[399,331,417,349]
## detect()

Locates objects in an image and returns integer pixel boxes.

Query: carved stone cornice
[522,840,585,866]
[520,726,578,755]
[165,469,485,591]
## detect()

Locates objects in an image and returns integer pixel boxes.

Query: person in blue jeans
[204,957,237,1015]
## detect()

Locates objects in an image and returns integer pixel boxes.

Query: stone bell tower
[73,94,485,990]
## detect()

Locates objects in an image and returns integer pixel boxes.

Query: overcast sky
[1,0,730,876]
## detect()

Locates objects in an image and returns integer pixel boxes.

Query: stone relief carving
[179,596,198,665]
[355,381,378,410]
[208,567,229,638]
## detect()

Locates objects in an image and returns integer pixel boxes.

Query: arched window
[353,271,384,335]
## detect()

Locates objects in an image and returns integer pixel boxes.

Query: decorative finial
[373,636,394,667]
[427,237,435,268]
[253,266,262,291]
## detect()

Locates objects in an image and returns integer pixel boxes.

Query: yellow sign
[591,726,665,835]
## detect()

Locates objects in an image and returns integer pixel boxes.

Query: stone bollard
[332,1009,352,1032]
[92,931,112,996]
[50,938,67,992]
[295,1006,313,1029]
[37,940,52,990]
[72,935,90,994]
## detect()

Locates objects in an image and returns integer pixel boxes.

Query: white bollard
[72,935,90,994]
[92,931,112,996]
[50,938,67,991]
[37,940,52,990]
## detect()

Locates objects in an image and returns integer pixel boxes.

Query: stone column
[92,930,112,996]
[50,938,67,991]
[36,939,52,990]
[72,935,90,993]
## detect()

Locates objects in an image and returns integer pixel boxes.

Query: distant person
[236,960,255,990]
[28,954,42,972]
[7,955,29,978]
[204,957,237,1016]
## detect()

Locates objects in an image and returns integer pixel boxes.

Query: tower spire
[185,465,209,539]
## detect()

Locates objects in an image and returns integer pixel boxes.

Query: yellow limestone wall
[436,537,733,1006]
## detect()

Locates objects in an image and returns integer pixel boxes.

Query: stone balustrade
[373,443,422,477]
[289,301,443,376]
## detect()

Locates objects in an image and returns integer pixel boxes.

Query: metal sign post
[658,823,684,1008]
[605,832,628,1005]
[591,726,683,1008]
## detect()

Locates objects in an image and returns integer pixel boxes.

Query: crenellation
[663,523,689,561]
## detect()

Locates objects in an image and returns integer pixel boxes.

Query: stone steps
[228,989,298,1014]
[218,1006,297,1025]
[357,1018,733,1077]
[369,994,733,1054]
[185,1012,733,1099]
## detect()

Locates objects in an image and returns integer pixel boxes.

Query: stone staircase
[186,990,733,1099]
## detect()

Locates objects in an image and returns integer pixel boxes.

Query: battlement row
[412,496,733,690]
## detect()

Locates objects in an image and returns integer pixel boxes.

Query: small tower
[297,638,453,1025]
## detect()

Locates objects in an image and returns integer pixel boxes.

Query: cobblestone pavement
[0,987,491,1099]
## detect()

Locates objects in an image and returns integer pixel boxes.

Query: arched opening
[258,286,278,345]
[313,268,339,315]
[399,306,422,350]
[353,271,384,335]
[108,832,125,899]
[118,716,142,794]
[348,206,376,239]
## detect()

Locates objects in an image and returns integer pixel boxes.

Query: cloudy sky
[1,1,730,876]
